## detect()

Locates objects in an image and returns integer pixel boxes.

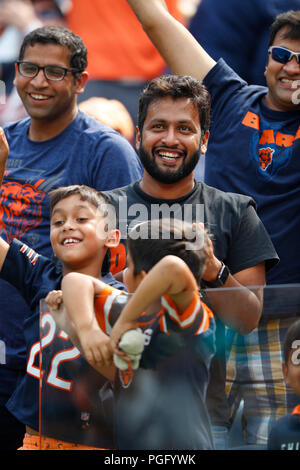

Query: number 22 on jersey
[27,312,80,391]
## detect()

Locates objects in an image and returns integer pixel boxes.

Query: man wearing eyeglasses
[125,1,300,449]
[0,24,142,450]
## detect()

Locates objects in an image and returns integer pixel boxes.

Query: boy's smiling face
[50,194,119,276]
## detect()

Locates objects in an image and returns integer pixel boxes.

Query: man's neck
[139,171,195,199]
[28,107,78,142]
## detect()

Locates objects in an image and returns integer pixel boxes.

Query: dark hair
[127,219,209,283]
[18,25,87,77]
[283,319,300,365]
[49,185,112,218]
[137,74,211,134]
[268,10,300,47]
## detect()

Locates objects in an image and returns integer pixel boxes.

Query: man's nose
[161,126,179,145]
[29,69,49,87]
[283,56,300,74]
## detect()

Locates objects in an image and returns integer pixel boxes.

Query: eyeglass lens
[19,62,66,80]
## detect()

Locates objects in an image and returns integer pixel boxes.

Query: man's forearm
[204,262,266,334]
[126,0,168,25]
[205,283,263,335]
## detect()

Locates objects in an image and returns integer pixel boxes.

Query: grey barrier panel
[39,285,300,449]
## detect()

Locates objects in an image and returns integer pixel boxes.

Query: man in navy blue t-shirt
[0,24,142,450]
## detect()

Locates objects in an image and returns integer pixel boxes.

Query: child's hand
[109,319,138,356]
[78,324,113,368]
[113,328,145,370]
[46,290,77,340]
[45,290,63,310]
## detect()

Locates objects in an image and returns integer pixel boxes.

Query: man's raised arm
[126,0,216,82]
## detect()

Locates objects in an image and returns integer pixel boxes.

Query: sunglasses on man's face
[268,46,300,65]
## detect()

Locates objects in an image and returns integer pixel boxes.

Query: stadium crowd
[0,0,299,452]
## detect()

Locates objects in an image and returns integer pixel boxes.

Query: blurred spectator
[0,0,66,126]
[66,0,184,125]
[79,97,135,144]
[189,0,300,85]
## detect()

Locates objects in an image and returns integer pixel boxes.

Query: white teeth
[30,94,49,100]
[281,78,296,84]
[63,238,80,245]
[159,151,180,158]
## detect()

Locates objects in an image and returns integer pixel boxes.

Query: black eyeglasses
[16,61,79,81]
[268,46,300,65]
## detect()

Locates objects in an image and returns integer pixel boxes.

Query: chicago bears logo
[258,147,274,171]
[242,111,300,181]
[0,181,45,241]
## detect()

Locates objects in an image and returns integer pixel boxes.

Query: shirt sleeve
[85,131,143,191]
[161,293,214,337]
[94,287,127,334]
[0,238,58,308]
[225,203,279,274]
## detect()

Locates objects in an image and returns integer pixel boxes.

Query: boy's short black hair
[268,10,300,47]
[18,25,87,78]
[137,74,211,135]
[127,219,209,284]
[283,319,300,365]
[49,185,112,219]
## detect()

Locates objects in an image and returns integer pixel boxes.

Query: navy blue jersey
[268,405,300,450]
[95,284,216,450]
[0,239,124,447]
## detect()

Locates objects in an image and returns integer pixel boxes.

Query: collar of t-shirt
[133,179,200,204]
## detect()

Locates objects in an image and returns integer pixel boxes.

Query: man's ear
[13,63,18,86]
[201,130,209,155]
[104,229,120,248]
[75,71,89,95]
[135,126,141,151]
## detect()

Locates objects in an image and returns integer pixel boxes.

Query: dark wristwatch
[202,262,230,288]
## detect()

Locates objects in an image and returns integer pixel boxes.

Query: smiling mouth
[29,93,51,101]
[62,238,81,246]
[279,78,300,88]
[155,148,185,163]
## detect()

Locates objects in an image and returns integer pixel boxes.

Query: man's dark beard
[138,143,201,184]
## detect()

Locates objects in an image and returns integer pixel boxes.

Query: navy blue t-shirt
[204,59,300,286]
